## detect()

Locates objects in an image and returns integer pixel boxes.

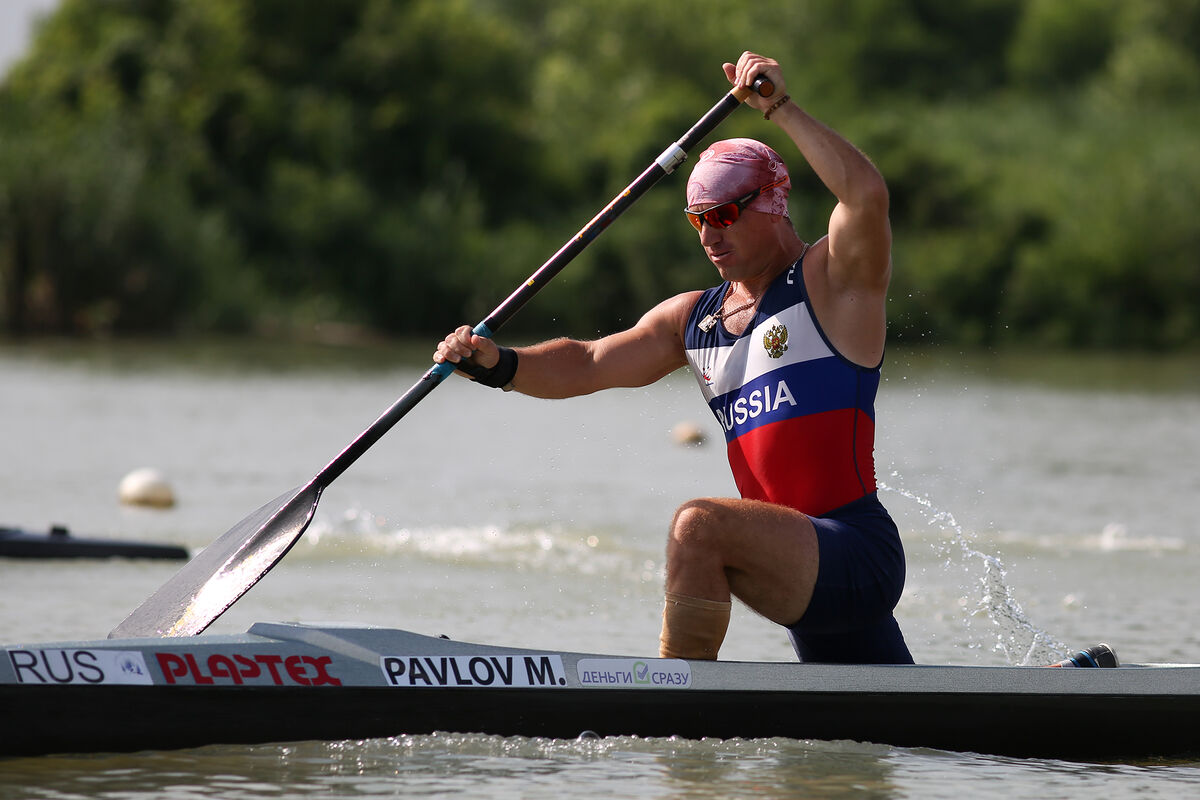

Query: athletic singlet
[683,255,879,517]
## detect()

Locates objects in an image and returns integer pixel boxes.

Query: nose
[698,220,723,246]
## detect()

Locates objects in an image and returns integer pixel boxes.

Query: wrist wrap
[467,346,518,390]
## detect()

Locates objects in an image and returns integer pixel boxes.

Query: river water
[2,340,1198,797]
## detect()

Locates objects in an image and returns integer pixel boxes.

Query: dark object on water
[0,525,188,560]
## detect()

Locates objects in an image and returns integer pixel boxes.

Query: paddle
[109,74,774,639]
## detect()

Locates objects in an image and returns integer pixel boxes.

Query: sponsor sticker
[380,654,567,688]
[155,652,342,686]
[576,658,692,688]
[8,649,153,685]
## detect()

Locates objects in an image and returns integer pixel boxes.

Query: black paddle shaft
[110,75,772,639]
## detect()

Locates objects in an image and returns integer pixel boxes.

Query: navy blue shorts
[785,493,914,664]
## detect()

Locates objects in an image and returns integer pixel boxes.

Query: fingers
[433,325,473,365]
[432,326,500,370]
[730,51,786,109]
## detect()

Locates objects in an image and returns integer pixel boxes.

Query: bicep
[590,325,686,389]
[589,294,696,388]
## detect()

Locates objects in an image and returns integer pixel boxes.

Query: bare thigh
[665,497,820,626]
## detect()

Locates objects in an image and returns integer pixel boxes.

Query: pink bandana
[686,138,790,218]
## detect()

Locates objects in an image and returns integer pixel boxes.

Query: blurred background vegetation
[0,0,1197,349]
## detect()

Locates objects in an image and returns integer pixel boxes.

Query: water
[2,340,1199,796]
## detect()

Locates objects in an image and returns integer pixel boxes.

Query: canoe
[3,622,1197,761]
[0,525,188,560]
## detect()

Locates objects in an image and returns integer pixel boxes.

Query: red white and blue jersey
[683,258,880,517]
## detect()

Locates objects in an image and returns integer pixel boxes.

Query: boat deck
[3,622,1198,760]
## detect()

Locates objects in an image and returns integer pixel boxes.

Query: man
[434,52,913,664]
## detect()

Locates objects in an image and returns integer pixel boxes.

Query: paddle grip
[733,75,775,102]
[752,75,775,97]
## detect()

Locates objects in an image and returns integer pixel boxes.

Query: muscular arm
[435,292,700,399]
[775,109,891,294]
[728,53,892,366]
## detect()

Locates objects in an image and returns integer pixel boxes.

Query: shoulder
[638,290,705,339]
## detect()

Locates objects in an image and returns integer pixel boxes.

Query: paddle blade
[109,483,323,639]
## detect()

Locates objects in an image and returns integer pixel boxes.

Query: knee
[668,499,728,554]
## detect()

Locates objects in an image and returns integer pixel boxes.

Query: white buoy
[118,468,177,509]
[670,421,707,446]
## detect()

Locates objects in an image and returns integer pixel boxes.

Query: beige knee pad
[659,591,731,660]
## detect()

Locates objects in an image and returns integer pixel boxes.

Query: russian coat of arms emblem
[763,324,789,358]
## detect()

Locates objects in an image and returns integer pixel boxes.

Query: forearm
[440,295,692,399]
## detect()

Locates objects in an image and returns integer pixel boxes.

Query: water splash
[880,475,1067,665]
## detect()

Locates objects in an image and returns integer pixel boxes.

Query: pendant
[697,314,718,333]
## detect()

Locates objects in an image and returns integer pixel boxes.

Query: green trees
[1,0,1197,347]
[881,1,1200,347]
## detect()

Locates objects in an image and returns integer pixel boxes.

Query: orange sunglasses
[685,176,788,231]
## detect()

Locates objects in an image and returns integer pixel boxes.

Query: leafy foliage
[0,0,1197,348]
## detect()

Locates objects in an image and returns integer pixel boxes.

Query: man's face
[688,207,780,281]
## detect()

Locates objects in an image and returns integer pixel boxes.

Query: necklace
[696,243,809,334]
[697,285,755,333]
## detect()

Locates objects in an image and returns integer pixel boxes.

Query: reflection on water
[4,733,1198,800]
[0,735,904,800]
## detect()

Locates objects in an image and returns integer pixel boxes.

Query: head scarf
[686,138,790,218]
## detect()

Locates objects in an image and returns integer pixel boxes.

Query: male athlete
[435,52,913,664]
